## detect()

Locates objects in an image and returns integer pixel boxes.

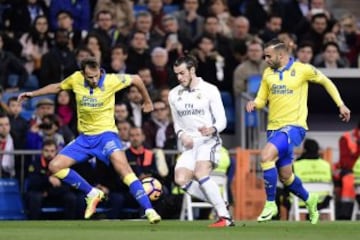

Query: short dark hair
[173,54,198,70]
[7,96,18,105]
[42,139,57,149]
[80,57,100,71]
[264,38,287,51]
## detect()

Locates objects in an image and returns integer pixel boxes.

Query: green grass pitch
[1,220,359,240]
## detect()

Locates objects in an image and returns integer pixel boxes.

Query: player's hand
[49,176,61,187]
[17,92,33,103]
[180,133,194,149]
[339,104,351,122]
[142,101,154,113]
[246,101,256,112]
[198,126,216,136]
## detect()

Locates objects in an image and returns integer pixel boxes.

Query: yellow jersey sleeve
[60,71,82,90]
[304,64,344,107]
[108,74,132,92]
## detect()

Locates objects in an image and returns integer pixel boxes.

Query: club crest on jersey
[196,93,201,99]
[291,69,295,77]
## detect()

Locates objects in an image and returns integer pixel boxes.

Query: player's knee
[260,151,276,163]
[48,159,62,174]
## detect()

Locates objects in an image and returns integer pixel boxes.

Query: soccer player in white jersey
[168,55,234,227]
[246,39,351,224]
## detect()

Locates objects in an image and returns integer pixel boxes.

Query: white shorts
[175,136,221,171]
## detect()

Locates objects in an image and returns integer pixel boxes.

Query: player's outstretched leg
[258,162,278,222]
[53,168,105,219]
[285,173,319,224]
[124,173,161,224]
[84,188,105,219]
[306,193,320,224]
[196,176,234,227]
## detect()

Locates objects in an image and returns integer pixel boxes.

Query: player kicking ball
[18,58,161,223]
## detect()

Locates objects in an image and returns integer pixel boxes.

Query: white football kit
[168,78,227,170]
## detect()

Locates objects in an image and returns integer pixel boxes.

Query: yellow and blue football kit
[54,70,154,217]
[255,58,343,217]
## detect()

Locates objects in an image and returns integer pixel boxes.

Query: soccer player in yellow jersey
[18,58,161,223]
[246,39,351,224]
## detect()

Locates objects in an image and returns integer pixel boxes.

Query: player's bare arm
[131,75,153,113]
[339,104,351,122]
[17,83,62,103]
[246,101,256,112]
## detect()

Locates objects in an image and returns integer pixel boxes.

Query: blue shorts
[59,131,125,165]
[267,126,306,168]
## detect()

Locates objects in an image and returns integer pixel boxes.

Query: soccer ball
[141,177,162,201]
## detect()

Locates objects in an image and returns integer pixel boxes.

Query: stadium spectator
[116,119,132,150]
[233,39,266,97]
[296,42,314,64]
[149,47,176,89]
[109,44,129,74]
[314,42,347,68]
[161,14,192,65]
[39,29,78,87]
[74,46,93,70]
[335,120,360,219]
[7,96,29,179]
[26,113,65,151]
[277,32,298,57]
[93,0,134,36]
[25,139,78,220]
[259,14,283,43]
[83,32,109,69]
[125,31,152,74]
[7,96,28,147]
[132,11,163,50]
[138,67,159,101]
[114,102,132,124]
[0,113,15,178]
[19,15,52,90]
[0,32,29,91]
[29,98,55,127]
[2,0,48,38]
[334,13,360,68]
[207,0,232,38]
[191,34,226,91]
[142,99,175,150]
[146,0,166,36]
[55,90,77,137]
[91,10,126,51]
[56,10,82,51]
[49,0,91,33]
[300,13,330,56]
[174,0,204,43]
[126,85,150,127]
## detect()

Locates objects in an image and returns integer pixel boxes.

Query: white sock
[86,188,99,198]
[182,180,207,201]
[199,176,230,218]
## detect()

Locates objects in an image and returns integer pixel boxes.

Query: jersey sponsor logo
[80,96,104,107]
[177,103,205,117]
[271,84,293,95]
